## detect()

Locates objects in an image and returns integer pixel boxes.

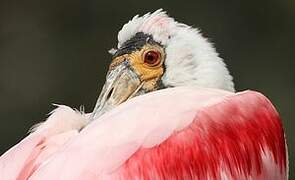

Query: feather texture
[117,9,235,91]
[0,87,287,179]
[0,105,89,180]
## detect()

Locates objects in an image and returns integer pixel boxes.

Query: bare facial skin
[91,44,165,120]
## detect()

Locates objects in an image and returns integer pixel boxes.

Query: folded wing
[0,87,287,180]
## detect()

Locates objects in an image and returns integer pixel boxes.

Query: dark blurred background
[0,0,294,178]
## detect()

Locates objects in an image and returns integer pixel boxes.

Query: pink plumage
[0,87,287,180]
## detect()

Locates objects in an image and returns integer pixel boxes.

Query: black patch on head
[156,79,166,90]
[112,32,169,89]
[113,32,161,58]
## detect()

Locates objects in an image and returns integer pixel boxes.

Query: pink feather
[0,87,287,180]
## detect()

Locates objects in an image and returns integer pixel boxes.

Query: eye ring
[143,50,161,67]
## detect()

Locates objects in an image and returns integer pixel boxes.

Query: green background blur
[0,0,294,178]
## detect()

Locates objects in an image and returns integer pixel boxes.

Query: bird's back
[0,87,287,180]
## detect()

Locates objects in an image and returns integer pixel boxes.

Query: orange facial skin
[109,44,165,91]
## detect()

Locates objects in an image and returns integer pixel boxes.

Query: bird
[0,9,288,180]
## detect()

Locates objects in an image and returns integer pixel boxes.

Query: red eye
[144,50,161,66]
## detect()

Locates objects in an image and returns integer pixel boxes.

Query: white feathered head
[92,9,235,118]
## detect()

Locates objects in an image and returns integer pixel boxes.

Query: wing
[27,87,287,180]
[118,89,287,180]
[0,105,89,180]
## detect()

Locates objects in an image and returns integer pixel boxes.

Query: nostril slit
[107,88,114,100]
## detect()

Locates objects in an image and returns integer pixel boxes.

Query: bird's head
[92,9,234,119]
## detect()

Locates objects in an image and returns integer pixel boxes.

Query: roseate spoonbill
[0,9,288,180]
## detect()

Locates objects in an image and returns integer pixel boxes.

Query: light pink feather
[0,87,287,180]
[0,105,89,180]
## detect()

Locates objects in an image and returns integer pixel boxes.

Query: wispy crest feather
[117,9,176,48]
[117,9,235,92]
